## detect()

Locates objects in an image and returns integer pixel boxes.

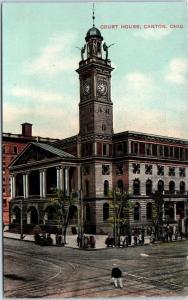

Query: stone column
[23,174,26,199]
[56,167,60,190]
[39,170,43,198]
[65,167,69,196]
[174,202,177,221]
[25,173,29,198]
[77,165,81,192]
[59,167,64,191]
[13,175,16,198]
[94,142,97,156]
[42,169,46,198]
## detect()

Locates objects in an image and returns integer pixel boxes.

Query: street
[3,238,188,298]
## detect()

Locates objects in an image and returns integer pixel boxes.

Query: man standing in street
[111,264,123,288]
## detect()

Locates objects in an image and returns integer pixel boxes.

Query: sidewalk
[3,231,151,249]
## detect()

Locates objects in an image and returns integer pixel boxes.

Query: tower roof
[85,26,103,41]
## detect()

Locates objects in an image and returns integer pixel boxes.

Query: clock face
[97,80,107,96]
[82,80,90,96]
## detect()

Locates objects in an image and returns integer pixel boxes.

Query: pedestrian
[111,264,123,288]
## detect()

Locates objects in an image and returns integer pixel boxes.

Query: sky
[3,1,188,139]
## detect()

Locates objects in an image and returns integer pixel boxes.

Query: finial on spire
[92,3,95,27]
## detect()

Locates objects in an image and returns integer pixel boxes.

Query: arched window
[85,180,89,196]
[133,179,140,195]
[146,202,152,220]
[12,206,21,224]
[169,181,175,194]
[146,179,152,195]
[180,181,185,194]
[103,203,109,221]
[117,180,123,194]
[158,180,164,194]
[134,202,140,221]
[30,207,39,224]
[104,180,109,196]
[45,206,56,220]
[85,204,90,221]
[68,205,78,224]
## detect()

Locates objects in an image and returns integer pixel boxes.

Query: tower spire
[92,3,95,27]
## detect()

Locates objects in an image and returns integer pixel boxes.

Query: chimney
[21,123,32,137]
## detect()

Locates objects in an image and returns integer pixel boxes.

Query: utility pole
[20,198,23,240]
[79,166,84,248]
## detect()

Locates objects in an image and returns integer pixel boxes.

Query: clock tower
[76,20,114,158]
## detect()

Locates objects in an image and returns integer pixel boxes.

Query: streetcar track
[4,240,188,297]
[4,247,185,298]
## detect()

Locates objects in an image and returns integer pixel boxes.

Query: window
[152,144,157,156]
[164,146,169,157]
[3,199,6,207]
[133,179,140,195]
[131,142,138,154]
[116,164,123,175]
[157,165,164,176]
[180,148,184,160]
[85,204,90,221]
[106,108,110,114]
[159,145,164,157]
[85,180,89,196]
[103,144,109,156]
[169,167,175,176]
[103,203,109,221]
[179,167,185,177]
[117,180,123,194]
[169,147,173,157]
[83,165,90,175]
[146,180,152,195]
[174,147,179,159]
[104,180,109,196]
[145,164,152,175]
[102,165,110,175]
[3,145,5,153]
[158,180,164,193]
[132,163,140,174]
[117,143,123,155]
[145,144,152,156]
[146,202,152,220]
[134,202,140,221]
[180,181,185,194]
[169,181,175,194]
[13,146,18,154]
[102,124,106,131]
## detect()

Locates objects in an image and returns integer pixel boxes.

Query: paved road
[3,238,188,298]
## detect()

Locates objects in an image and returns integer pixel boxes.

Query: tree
[152,191,165,238]
[49,189,76,244]
[109,189,133,245]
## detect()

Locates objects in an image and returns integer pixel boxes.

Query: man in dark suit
[111,264,123,288]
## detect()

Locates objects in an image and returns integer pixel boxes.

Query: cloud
[11,86,65,102]
[24,33,78,77]
[115,72,155,103]
[165,58,187,85]
[113,70,188,139]
[135,28,172,40]
[3,97,79,139]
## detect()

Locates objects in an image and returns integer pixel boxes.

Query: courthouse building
[9,22,188,234]
[3,123,57,225]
